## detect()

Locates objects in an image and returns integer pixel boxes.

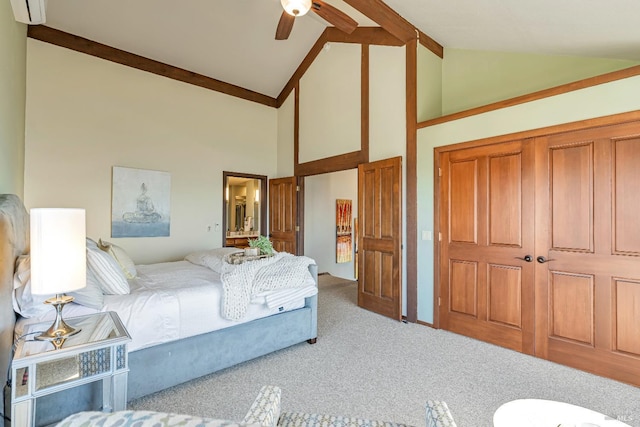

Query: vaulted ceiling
[37,0,640,100]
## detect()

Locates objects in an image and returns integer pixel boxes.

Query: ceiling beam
[342,0,444,58]
[27,25,278,108]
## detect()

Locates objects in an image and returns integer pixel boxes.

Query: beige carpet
[129,274,640,426]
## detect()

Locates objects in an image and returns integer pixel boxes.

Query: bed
[0,194,318,427]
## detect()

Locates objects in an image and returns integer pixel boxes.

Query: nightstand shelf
[11,311,131,426]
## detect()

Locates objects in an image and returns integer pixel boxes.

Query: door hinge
[438,297,441,306]
[295,225,300,232]
[438,167,442,177]
[296,185,300,191]
[438,232,442,242]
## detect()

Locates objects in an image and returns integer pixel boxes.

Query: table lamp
[30,208,87,341]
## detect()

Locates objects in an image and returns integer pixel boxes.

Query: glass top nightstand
[11,311,131,427]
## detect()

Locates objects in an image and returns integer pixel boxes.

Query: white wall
[299,43,361,163]
[0,2,26,196]
[304,169,358,279]
[25,40,278,264]
[276,91,295,178]
[416,75,640,323]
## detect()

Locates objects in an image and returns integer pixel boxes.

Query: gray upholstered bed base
[0,194,318,427]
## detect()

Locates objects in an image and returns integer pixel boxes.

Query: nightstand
[11,311,131,426]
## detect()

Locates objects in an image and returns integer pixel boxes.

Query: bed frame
[0,194,318,426]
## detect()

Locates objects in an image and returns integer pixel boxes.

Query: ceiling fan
[276,0,358,40]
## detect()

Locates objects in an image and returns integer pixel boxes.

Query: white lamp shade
[30,208,87,295]
[281,0,311,16]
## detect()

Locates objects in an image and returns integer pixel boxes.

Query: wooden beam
[342,0,443,58]
[343,0,414,42]
[405,39,418,323]
[27,25,278,108]
[325,27,404,46]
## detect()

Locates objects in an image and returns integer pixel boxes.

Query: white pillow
[185,247,242,273]
[98,238,137,279]
[12,254,104,317]
[86,238,130,295]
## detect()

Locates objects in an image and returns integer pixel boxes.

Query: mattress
[15,261,317,352]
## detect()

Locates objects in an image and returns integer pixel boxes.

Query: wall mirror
[222,171,267,248]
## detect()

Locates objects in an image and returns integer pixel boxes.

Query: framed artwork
[336,199,352,263]
[111,166,171,238]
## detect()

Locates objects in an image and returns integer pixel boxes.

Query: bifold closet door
[439,139,536,354]
[534,121,640,385]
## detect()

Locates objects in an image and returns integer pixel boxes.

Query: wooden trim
[293,44,370,177]
[405,39,418,323]
[295,150,367,177]
[433,110,640,155]
[276,27,405,108]
[28,25,278,108]
[294,83,300,171]
[432,152,441,329]
[324,27,404,46]
[297,176,305,255]
[342,0,443,58]
[418,65,640,129]
[361,45,370,163]
[417,29,443,58]
[343,0,415,43]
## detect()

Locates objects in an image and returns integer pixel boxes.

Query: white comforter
[16,261,316,352]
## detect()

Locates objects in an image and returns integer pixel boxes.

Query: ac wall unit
[10,0,46,24]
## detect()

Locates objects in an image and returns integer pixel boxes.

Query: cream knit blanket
[221,252,316,321]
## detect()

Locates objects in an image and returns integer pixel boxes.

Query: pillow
[98,238,137,279]
[86,238,130,295]
[12,254,104,316]
[68,267,104,309]
[185,247,243,273]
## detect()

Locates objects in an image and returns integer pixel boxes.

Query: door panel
[358,157,402,320]
[440,139,535,354]
[613,139,640,255]
[550,143,594,252]
[269,177,297,254]
[535,121,640,386]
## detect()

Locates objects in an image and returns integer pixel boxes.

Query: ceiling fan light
[281,0,311,17]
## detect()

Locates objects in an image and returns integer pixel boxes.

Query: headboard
[0,195,29,424]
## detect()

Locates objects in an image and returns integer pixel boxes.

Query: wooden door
[357,157,402,320]
[269,176,298,254]
[534,122,640,385]
[439,139,536,354]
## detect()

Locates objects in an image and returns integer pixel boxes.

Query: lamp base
[35,294,81,343]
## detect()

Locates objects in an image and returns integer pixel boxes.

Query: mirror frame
[222,171,268,247]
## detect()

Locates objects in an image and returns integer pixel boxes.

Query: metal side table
[11,311,131,426]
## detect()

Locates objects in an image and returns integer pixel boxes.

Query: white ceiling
[42,0,640,99]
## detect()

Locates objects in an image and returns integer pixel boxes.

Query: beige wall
[417,45,442,122]
[25,40,278,264]
[416,75,640,323]
[442,48,639,115]
[0,2,26,197]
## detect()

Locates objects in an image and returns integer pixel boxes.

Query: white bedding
[15,260,317,352]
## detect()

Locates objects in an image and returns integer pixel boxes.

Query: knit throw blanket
[221,252,316,321]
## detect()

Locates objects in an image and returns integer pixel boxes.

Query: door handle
[515,255,533,262]
[536,256,555,264]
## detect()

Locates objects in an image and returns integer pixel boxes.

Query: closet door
[439,139,535,354]
[534,121,640,385]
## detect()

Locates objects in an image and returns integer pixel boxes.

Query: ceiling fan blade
[311,0,357,34]
[275,11,295,40]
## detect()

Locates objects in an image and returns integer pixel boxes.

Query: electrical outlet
[215,223,220,231]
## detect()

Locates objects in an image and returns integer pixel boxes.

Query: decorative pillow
[12,254,104,316]
[185,247,243,273]
[98,238,137,279]
[86,238,130,295]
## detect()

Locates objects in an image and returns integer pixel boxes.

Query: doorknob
[515,255,533,262]
[536,256,555,264]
